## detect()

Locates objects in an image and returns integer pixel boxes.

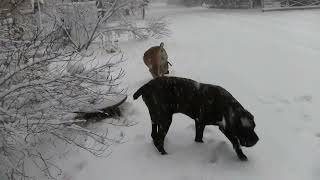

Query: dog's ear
[240,117,252,128]
[240,110,255,128]
[160,42,164,48]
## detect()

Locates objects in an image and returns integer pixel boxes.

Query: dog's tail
[133,83,148,100]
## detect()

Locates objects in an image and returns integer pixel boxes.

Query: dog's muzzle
[239,132,259,147]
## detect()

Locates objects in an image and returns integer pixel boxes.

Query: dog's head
[232,109,259,147]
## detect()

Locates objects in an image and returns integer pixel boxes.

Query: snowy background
[57,3,320,180]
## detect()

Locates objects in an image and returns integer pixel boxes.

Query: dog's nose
[248,133,259,147]
[242,132,259,147]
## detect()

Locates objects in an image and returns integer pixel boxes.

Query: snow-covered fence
[262,0,320,11]
[203,0,257,8]
[167,0,204,6]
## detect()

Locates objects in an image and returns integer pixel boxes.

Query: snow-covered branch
[0,1,128,180]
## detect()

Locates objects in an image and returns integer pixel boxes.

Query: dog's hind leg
[149,112,172,155]
[156,117,172,155]
[151,122,158,140]
[195,122,205,143]
[148,108,159,140]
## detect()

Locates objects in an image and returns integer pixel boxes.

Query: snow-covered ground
[61,4,320,180]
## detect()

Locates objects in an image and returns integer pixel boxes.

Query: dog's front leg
[220,128,248,161]
[195,122,205,143]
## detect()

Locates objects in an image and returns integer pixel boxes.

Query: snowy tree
[41,0,169,52]
[0,0,169,177]
[0,1,145,180]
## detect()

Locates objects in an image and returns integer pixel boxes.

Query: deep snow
[61,3,320,180]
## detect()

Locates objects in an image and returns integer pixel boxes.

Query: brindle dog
[143,42,171,78]
[133,76,259,161]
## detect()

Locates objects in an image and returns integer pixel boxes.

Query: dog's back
[134,77,197,101]
[134,77,200,118]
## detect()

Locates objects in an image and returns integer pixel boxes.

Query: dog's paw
[161,151,168,155]
[195,139,204,143]
[156,146,168,155]
[237,154,248,161]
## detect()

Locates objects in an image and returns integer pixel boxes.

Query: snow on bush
[0,0,169,179]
